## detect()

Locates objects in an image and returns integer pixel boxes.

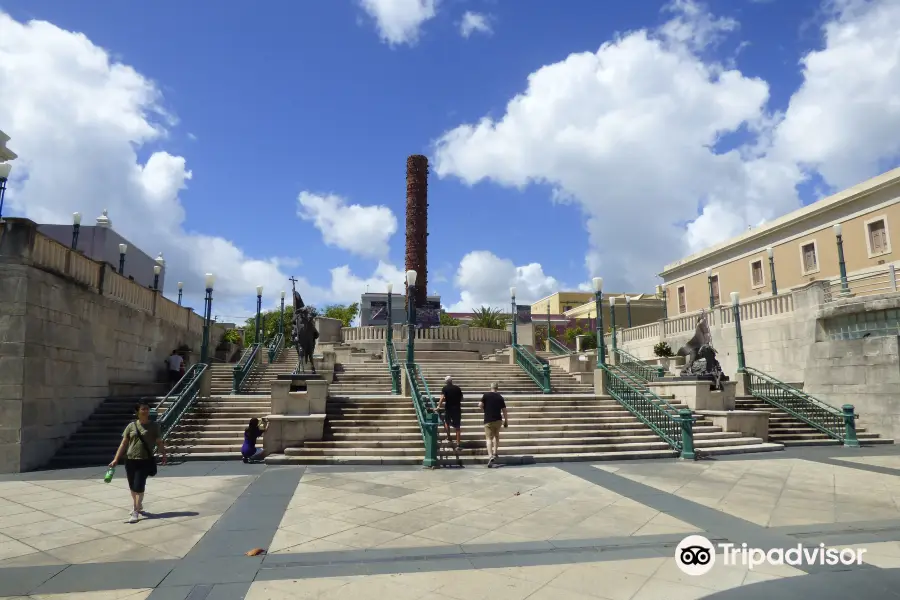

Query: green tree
[243,305,311,345]
[440,310,461,326]
[323,302,359,327]
[469,306,508,330]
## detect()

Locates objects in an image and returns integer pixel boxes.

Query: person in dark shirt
[242,417,267,463]
[480,382,508,467]
[437,375,464,451]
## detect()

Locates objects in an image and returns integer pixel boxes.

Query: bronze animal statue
[291,290,319,374]
[677,310,712,374]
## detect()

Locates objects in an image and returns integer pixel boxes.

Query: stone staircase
[734,396,893,446]
[46,389,169,469]
[164,395,271,459]
[272,391,781,465]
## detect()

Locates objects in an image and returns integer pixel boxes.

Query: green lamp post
[592,277,605,367]
[731,292,746,372]
[834,223,849,294]
[199,273,215,365]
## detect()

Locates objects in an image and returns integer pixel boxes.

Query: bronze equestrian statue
[290,289,319,374]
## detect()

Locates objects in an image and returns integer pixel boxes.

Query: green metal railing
[232,343,261,394]
[745,366,859,447]
[513,344,551,393]
[268,333,285,363]
[403,362,440,467]
[548,337,571,356]
[600,364,695,459]
[613,347,665,382]
[386,339,401,395]
[153,363,208,440]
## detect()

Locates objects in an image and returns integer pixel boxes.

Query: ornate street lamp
[280,290,286,336]
[0,163,11,222]
[593,277,605,367]
[386,282,394,343]
[767,247,777,296]
[118,243,127,274]
[200,273,215,365]
[152,264,161,290]
[609,296,617,352]
[406,270,417,366]
[834,223,849,294]
[510,286,518,347]
[255,285,263,344]
[731,292,745,373]
[71,212,82,250]
[177,282,183,305]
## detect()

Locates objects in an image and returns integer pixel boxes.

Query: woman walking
[242,417,267,463]
[109,401,167,523]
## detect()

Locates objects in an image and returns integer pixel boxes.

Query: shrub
[653,341,674,357]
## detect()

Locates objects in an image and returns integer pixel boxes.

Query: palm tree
[469,307,508,330]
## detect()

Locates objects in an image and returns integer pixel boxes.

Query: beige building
[564,293,665,329]
[661,167,900,315]
[531,291,595,315]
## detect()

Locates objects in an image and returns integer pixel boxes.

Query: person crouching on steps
[481,382,508,467]
[242,417,267,463]
[109,401,166,523]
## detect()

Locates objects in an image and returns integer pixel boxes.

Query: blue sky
[1,0,898,320]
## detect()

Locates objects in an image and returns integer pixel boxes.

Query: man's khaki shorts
[484,420,503,438]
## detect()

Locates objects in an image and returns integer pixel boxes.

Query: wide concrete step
[287,440,677,457]
[266,449,680,466]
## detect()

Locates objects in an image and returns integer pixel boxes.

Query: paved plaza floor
[4,447,900,599]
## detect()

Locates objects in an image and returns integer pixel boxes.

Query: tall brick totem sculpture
[405,155,428,309]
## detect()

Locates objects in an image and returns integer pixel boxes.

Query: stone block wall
[0,219,203,473]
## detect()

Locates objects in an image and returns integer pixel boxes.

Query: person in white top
[165,350,184,386]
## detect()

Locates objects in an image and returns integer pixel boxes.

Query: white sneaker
[129,511,139,523]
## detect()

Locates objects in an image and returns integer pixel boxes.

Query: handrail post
[542,363,551,394]
[842,404,860,448]
[391,364,400,394]
[423,411,439,468]
[679,409,696,460]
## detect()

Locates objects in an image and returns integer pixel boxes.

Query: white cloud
[433,0,900,289]
[443,251,560,312]
[0,11,397,319]
[459,11,492,38]
[359,0,438,46]
[297,192,397,259]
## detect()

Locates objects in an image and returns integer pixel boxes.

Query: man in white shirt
[165,350,184,386]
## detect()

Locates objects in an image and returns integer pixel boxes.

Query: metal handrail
[403,362,439,467]
[612,347,665,382]
[268,333,285,363]
[512,343,551,393]
[232,343,261,394]
[600,364,694,458]
[386,339,401,394]
[744,366,856,444]
[153,363,208,440]
[548,337,571,356]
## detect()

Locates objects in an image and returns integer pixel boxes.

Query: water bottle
[104,466,115,483]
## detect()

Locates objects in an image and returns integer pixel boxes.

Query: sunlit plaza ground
[5,447,900,599]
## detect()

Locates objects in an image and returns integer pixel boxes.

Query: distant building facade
[359,292,442,327]
[38,210,166,292]
[661,167,900,315]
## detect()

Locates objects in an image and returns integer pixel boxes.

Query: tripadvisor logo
[675,535,867,575]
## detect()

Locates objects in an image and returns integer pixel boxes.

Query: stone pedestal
[735,371,752,397]
[695,410,769,441]
[313,350,336,383]
[264,376,327,454]
[593,368,608,396]
[649,379,736,411]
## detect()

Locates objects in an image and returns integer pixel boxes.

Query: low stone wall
[340,324,511,357]
[1,219,205,473]
[315,317,343,344]
[617,280,900,441]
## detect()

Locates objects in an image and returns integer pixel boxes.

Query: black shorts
[443,405,462,429]
[169,370,181,385]
[125,459,154,493]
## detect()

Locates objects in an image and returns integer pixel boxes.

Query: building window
[750,260,764,289]
[865,216,891,258]
[677,286,687,314]
[800,241,819,275]
[710,275,720,305]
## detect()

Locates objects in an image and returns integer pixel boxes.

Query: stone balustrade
[718,293,794,324]
[620,321,660,343]
[29,228,205,332]
[341,325,511,345]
